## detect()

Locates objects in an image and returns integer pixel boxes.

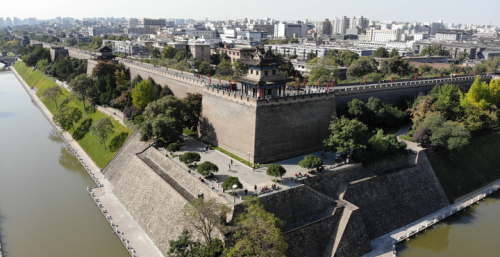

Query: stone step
[137,153,196,202]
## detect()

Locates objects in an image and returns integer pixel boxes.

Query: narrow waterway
[397,190,500,257]
[0,67,129,257]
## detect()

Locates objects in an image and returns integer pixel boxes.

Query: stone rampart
[342,151,450,240]
[284,206,344,257]
[334,75,492,111]
[199,89,257,162]
[301,152,409,199]
[257,186,337,228]
[333,208,373,257]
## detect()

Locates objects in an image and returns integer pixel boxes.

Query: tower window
[256,71,259,75]
[265,71,268,76]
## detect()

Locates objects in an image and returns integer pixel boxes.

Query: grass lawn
[14,62,132,168]
[428,129,500,201]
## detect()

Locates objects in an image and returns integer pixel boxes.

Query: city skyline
[1,0,499,26]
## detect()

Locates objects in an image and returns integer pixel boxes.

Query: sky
[1,0,499,26]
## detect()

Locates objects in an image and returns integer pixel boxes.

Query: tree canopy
[140,95,188,142]
[222,176,242,190]
[197,161,219,177]
[132,80,157,109]
[373,47,389,58]
[90,117,115,150]
[324,116,369,158]
[266,164,287,179]
[298,155,323,169]
[179,152,201,165]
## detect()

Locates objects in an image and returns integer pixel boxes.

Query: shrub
[179,152,201,165]
[197,161,219,177]
[298,155,323,169]
[167,143,180,152]
[222,176,242,190]
[266,164,287,179]
[134,115,145,125]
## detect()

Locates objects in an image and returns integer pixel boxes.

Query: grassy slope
[428,129,500,201]
[14,62,132,168]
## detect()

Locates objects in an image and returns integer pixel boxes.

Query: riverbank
[11,66,164,257]
[364,176,500,257]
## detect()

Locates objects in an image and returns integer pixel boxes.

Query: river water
[0,66,128,256]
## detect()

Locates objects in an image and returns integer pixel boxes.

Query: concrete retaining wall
[342,151,450,240]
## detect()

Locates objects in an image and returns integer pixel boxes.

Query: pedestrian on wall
[254,184,257,191]
[244,189,248,195]
[231,159,233,165]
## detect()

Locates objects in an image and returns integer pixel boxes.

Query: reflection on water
[404,224,451,252]
[399,191,500,257]
[48,128,64,143]
[0,69,128,257]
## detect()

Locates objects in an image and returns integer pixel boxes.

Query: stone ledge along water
[8,65,163,257]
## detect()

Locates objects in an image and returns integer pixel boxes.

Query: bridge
[0,57,18,66]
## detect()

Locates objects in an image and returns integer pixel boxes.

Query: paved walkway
[161,135,345,204]
[12,66,163,257]
[363,179,500,257]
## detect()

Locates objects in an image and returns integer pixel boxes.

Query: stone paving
[12,66,163,257]
[161,134,345,204]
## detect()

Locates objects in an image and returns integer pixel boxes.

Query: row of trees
[408,78,499,151]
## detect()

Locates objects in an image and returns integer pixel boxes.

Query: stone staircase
[137,153,196,202]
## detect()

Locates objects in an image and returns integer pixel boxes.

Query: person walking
[254,184,257,191]
[244,189,248,195]
[229,164,231,172]
[231,159,233,165]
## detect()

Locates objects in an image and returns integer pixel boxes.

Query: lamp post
[232,184,237,203]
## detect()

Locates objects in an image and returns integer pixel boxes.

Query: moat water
[0,67,128,256]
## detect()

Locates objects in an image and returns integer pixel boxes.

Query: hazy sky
[2,0,499,26]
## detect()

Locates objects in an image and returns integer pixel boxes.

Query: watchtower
[233,47,293,98]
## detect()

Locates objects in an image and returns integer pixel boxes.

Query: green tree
[289,38,299,44]
[180,198,230,244]
[389,49,399,57]
[91,60,117,79]
[43,86,63,109]
[222,176,242,190]
[175,51,192,62]
[225,197,288,257]
[198,60,215,75]
[131,74,143,88]
[115,69,128,91]
[179,152,201,165]
[324,116,369,159]
[132,80,157,109]
[53,106,82,132]
[149,47,161,58]
[380,55,415,76]
[36,59,49,73]
[232,60,248,76]
[91,36,102,49]
[168,229,224,257]
[373,47,389,58]
[162,45,179,59]
[339,50,360,66]
[216,58,233,76]
[347,57,379,77]
[298,155,323,169]
[140,95,188,142]
[69,74,93,110]
[184,93,203,130]
[167,142,180,152]
[307,52,317,60]
[90,117,115,150]
[431,121,470,151]
[420,44,449,56]
[197,161,219,177]
[55,57,74,80]
[266,164,286,179]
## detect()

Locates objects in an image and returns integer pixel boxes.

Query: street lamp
[232,184,237,203]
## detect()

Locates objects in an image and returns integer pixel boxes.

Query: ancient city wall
[301,152,409,199]
[334,75,492,111]
[284,206,344,257]
[199,89,257,162]
[333,208,373,257]
[257,186,337,227]
[342,151,450,240]
[253,92,337,163]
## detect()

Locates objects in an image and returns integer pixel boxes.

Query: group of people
[255,184,278,193]
[294,172,310,179]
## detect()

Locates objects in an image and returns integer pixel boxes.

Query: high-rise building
[128,18,138,28]
[138,18,165,29]
[6,17,12,27]
[331,16,350,34]
[56,17,62,24]
[0,18,4,28]
[350,16,369,29]
[274,22,308,38]
[314,19,331,35]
